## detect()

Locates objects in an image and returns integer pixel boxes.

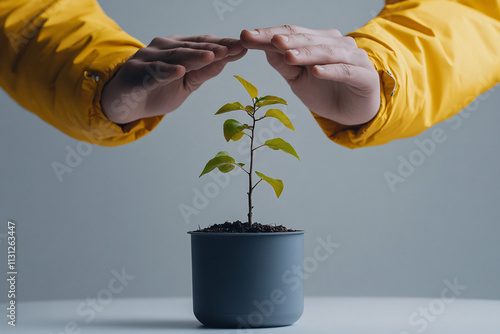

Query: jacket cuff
[81,49,164,147]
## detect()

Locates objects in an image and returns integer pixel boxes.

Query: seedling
[200,76,299,226]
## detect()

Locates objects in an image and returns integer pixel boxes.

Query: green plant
[200,76,300,226]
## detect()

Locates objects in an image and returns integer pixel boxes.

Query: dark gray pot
[188,231,305,328]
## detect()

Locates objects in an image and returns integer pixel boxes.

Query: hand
[101,35,247,124]
[240,25,380,126]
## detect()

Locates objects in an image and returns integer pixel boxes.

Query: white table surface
[2,297,500,333]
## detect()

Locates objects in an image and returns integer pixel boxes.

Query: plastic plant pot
[188,231,305,328]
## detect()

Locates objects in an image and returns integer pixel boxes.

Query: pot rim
[188,230,305,236]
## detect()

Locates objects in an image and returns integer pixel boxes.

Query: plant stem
[251,179,263,191]
[233,163,249,175]
[252,144,265,151]
[247,100,258,227]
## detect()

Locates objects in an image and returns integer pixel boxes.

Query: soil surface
[195,220,297,233]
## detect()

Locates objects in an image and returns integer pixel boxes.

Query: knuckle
[200,34,215,39]
[356,48,368,58]
[149,37,167,46]
[299,33,313,43]
[339,64,353,77]
[303,47,313,57]
[133,47,155,60]
[164,48,180,58]
[344,36,357,46]
[344,50,356,63]
[218,37,232,45]
[125,58,142,69]
[150,60,164,68]
[319,44,335,58]
[133,47,147,57]
[282,24,299,34]
[257,28,275,39]
[328,29,342,37]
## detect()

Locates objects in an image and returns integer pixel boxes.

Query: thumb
[184,49,247,91]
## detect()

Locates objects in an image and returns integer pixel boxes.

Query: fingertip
[239,29,249,41]
[240,29,259,42]
[215,49,248,67]
[271,34,288,49]
[236,48,248,57]
[231,48,248,61]
[147,62,186,84]
[312,65,327,78]
[239,35,254,50]
[283,49,299,64]
[201,50,216,62]
[213,45,229,59]
[226,40,245,56]
[172,64,187,78]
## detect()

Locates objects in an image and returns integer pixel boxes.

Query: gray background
[1,0,499,303]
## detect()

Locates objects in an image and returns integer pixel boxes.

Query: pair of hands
[101,26,380,127]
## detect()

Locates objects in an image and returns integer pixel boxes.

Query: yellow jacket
[1,0,499,147]
[315,0,500,148]
[0,0,150,146]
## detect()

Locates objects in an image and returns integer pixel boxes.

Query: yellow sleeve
[313,0,500,149]
[0,0,163,146]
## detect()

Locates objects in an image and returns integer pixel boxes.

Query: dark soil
[195,220,296,233]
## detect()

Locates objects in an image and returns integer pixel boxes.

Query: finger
[312,64,377,90]
[184,49,248,91]
[284,46,372,67]
[224,48,247,63]
[147,37,229,58]
[243,25,342,42]
[142,39,228,62]
[271,34,357,51]
[169,35,245,56]
[118,59,186,86]
[265,51,302,81]
[241,25,341,50]
[137,48,218,72]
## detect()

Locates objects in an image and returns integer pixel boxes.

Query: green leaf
[234,75,258,99]
[264,109,295,131]
[199,151,237,177]
[231,131,245,141]
[245,105,254,114]
[264,138,300,160]
[215,102,245,115]
[255,171,284,198]
[256,95,288,107]
[223,119,248,142]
